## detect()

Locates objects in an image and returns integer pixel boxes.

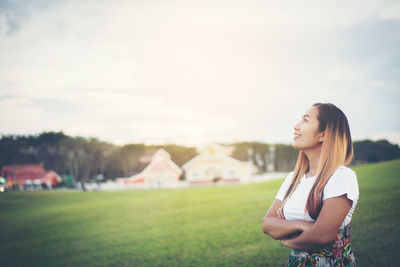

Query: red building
[0,164,62,188]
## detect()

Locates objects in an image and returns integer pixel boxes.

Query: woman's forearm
[281,227,335,252]
[262,217,303,240]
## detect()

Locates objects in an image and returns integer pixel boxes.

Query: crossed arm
[262,195,352,252]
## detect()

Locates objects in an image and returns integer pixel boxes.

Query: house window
[229,170,236,177]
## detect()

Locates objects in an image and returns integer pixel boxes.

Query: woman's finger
[277,207,284,219]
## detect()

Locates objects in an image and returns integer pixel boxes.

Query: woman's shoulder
[283,170,295,181]
[323,165,359,201]
[327,165,357,184]
[333,165,357,178]
[324,165,358,192]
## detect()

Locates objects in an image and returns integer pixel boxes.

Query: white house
[116,148,183,188]
[182,143,257,185]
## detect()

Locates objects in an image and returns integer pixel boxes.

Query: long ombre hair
[281,103,353,220]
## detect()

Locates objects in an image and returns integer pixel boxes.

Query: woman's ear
[318,131,325,142]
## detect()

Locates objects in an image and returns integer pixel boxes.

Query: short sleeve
[275,171,294,201]
[323,167,359,203]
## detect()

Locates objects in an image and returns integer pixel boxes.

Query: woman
[262,103,359,266]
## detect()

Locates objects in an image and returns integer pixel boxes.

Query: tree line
[1,132,399,185]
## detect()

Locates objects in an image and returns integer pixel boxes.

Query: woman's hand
[277,206,285,219]
[281,238,295,249]
[297,221,315,232]
[297,221,340,240]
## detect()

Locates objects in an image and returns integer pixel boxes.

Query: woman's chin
[292,142,301,149]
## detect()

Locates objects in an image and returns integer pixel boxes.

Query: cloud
[0,0,399,146]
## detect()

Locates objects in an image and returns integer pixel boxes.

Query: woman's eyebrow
[303,115,311,118]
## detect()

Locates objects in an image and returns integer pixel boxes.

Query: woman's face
[292,106,324,150]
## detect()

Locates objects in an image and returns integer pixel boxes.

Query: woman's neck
[304,145,322,177]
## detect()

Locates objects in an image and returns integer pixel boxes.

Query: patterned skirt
[286,223,356,267]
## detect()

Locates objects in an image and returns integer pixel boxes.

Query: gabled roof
[130,162,151,176]
[139,150,158,163]
[131,148,177,176]
[182,152,245,170]
[196,143,235,155]
[182,143,247,170]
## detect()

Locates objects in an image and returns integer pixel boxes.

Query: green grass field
[1,159,399,266]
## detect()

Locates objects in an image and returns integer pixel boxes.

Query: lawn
[0,159,399,266]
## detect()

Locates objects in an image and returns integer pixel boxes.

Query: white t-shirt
[275,165,359,229]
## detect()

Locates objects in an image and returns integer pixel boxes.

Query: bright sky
[0,0,399,147]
